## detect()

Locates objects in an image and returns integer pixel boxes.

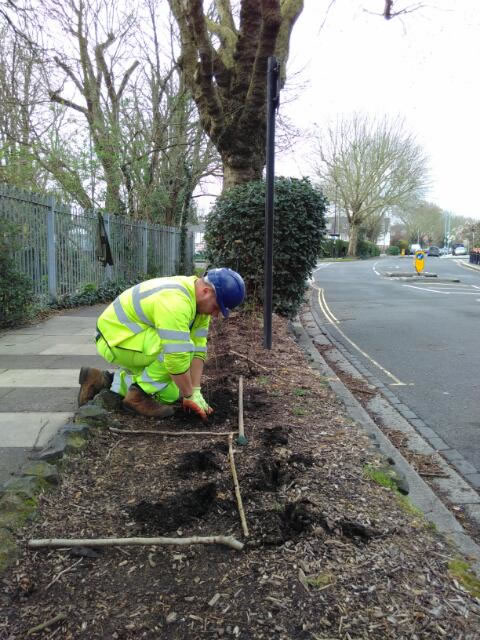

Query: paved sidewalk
[0,305,107,484]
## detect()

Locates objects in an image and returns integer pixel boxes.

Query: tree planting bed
[1,314,479,639]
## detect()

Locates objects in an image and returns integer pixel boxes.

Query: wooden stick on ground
[230,350,280,378]
[228,433,249,537]
[236,375,247,445]
[28,534,244,551]
[26,613,67,637]
[109,427,237,437]
[45,557,82,591]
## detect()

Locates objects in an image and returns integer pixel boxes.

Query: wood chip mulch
[1,312,480,639]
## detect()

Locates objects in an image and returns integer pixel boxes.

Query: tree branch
[49,91,87,115]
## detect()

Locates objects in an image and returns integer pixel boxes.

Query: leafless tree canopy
[0,0,220,220]
[314,113,429,256]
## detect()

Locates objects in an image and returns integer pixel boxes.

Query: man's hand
[183,387,214,421]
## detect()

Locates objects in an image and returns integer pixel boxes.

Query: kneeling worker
[78,268,245,421]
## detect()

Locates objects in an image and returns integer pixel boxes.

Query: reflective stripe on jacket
[97,276,210,375]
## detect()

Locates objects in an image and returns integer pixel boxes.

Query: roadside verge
[292,294,480,575]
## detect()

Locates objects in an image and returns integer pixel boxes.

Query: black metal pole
[264,56,279,350]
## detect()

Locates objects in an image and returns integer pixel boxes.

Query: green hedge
[0,217,35,328]
[319,238,349,258]
[205,177,327,318]
[387,245,400,255]
[357,239,381,258]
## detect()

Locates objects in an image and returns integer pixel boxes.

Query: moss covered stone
[2,476,45,499]
[64,431,88,452]
[0,493,36,529]
[22,461,59,485]
[0,527,18,572]
[74,404,109,429]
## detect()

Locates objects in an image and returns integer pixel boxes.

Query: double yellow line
[315,286,407,386]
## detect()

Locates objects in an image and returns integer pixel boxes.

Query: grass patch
[363,464,397,491]
[257,375,270,386]
[306,573,335,588]
[293,388,310,397]
[396,495,424,519]
[449,559,480,598]
[292,407,307,416]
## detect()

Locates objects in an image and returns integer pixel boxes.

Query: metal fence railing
[0,184,194,304]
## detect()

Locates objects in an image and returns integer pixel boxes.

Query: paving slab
[0,388,77,412]
[39,343,97,355]
[6,326,94,336]
[0,447,30,485]
[0,370,79,387]
[0,355,101,368]
[0,335,94,353]
[0,412,73,447]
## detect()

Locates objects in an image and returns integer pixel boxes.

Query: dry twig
[45,558,82,591]
[230,350,280,378]
[26,613,67,636]
[109,427,236,437]
[28,535,244,551]
[228,433,249,537]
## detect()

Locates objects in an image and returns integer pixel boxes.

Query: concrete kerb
[288,318,480,576]
[0,399,112,573]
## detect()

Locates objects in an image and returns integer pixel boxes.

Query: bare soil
[1,313,480,639]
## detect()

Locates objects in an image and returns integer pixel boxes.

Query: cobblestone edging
[288,315,480,576]
[0,393,120,573]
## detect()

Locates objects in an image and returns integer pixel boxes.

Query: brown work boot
[122,384,175,418]
[78,367,113,406]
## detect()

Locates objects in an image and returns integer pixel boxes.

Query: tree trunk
[222,152,264,192]
[348,224,359,257]
[169,0,303,192]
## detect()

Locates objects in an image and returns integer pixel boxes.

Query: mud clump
[203,388,236,426]
[288,453,314,467]
[127,483,217,534]
[176,450,221,477]
[262,426,289,446]
[282,500,315,535]
[252,457,293,491]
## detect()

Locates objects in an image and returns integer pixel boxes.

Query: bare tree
[0,0,219,220]
[393,200,445,246]
[314,113,429,256]
[168,0,304,191]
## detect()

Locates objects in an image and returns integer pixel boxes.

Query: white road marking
[315,286,407,386]
[402,284,480,295]
[313,263,332,274]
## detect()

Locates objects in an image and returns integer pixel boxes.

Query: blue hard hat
[205,268,245,317]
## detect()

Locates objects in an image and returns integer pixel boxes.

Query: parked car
[427,246,441,257]
[453,244,467,256]
[409,243,422,255]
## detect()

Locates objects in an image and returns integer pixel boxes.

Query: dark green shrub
[387,245,400,255]
[52,277,145,309]
[319,238,349,258]
[204,177,327,318]
[357,238,381,258]
[0,217,35,328]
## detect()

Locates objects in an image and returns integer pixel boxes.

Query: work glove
[183,387,214,421]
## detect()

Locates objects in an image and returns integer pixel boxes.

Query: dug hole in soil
[1,312,480,639]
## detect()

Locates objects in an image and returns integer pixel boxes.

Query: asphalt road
[312,255,480,473]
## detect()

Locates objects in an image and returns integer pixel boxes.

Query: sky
[276,0,480,220]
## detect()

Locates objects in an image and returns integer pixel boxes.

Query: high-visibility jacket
[97,276,210,375]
